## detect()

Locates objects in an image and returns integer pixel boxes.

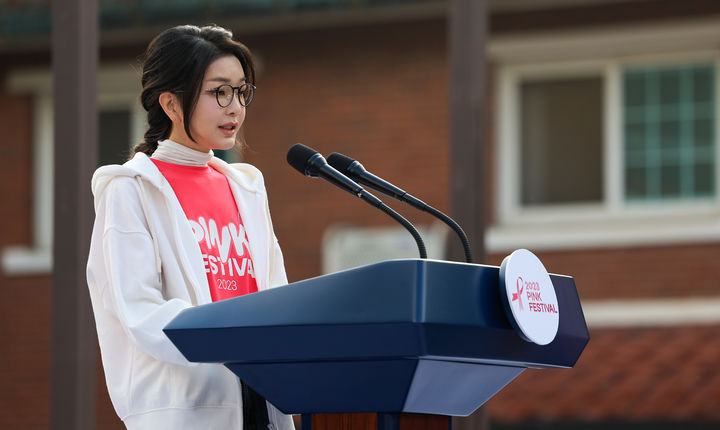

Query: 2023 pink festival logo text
[514,276,558,314]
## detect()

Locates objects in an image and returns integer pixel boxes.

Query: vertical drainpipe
[449,0,489,428]
[50,0,98,428]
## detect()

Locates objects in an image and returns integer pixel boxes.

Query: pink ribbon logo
[512,277,524,311]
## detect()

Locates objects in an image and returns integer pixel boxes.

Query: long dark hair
[132,24,255,156]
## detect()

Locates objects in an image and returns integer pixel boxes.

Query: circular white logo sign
[499,249,559,345]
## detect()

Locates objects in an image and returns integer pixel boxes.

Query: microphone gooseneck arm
[374,201,428,260]
[327,152,473,263]
[403,194,473,264]
[287,144,427,259]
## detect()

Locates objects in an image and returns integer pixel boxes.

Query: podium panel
[164,259,589,417]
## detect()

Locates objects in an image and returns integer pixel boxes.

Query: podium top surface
[165,259,589,369]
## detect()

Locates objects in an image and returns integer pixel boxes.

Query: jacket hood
[91,152,266,203]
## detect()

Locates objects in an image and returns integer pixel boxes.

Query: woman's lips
[219,123,237,136]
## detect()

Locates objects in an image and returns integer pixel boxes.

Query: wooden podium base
[301,413,451,430]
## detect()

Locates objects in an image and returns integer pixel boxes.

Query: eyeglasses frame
[205,83,256,108]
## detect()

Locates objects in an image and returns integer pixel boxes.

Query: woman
[86,25,294,429]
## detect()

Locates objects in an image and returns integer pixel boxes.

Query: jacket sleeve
[89,177,196,366]
[259,177,289,289]
[268,233,289,288]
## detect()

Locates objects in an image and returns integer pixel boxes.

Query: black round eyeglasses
[205,83,256,108]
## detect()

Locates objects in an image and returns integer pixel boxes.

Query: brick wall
[0,276,52,429]
[0,82,33,248]
[490,244,720,301]
[242,20,449,282]
[0,78,52,429]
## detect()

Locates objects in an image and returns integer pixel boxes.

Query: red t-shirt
[152,159,258,301]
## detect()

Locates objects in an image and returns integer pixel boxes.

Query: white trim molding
[489,17,720,65]
[583,297,720,328]
[322,222,448,274]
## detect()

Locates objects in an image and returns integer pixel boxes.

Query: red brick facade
[489,244,720,301]
[0,83,52,428]
[242,20,449,282]
[0,83,33,247]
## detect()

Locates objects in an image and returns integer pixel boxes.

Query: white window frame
[488,19,720,253]
[2,65,144,276]
[322,222,449,274]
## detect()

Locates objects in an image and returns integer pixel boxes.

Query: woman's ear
[158,92,183,124]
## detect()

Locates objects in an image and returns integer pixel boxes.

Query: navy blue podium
[164,259,589,428]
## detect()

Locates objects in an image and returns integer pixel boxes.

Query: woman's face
[169,55,247,153]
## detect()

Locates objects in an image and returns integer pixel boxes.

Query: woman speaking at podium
[86,25,294,429]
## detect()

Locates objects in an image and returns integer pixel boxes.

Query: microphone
[327,152,473,263]
[287,144,427,259]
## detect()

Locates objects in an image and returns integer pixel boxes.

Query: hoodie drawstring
[135,175,162,280]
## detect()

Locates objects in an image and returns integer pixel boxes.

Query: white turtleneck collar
[151,139,214,167]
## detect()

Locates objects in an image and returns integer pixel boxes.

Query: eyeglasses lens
[217,85,233,107]
[239,85,253,106]
[216,84,254,108]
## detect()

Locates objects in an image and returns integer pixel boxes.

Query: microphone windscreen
[326,152,355,174]
[287,143,318,174]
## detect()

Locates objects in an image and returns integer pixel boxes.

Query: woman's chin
[203,135,237,152]
[214,139,237,151]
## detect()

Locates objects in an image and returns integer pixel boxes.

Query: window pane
[694,118,713,147]
[625,73,645,107]
[693,67,713,103]
[625,123,646,152]
[694,162,714,195]
[623,63,716,201]
[660,164,681,197]
[659,70,680,105]
[99,109,131,166]
[625,166,647,198]
[660,120,680,149]
[520,77,603,205]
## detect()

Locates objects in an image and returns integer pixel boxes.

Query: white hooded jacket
[86,152,294,429]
